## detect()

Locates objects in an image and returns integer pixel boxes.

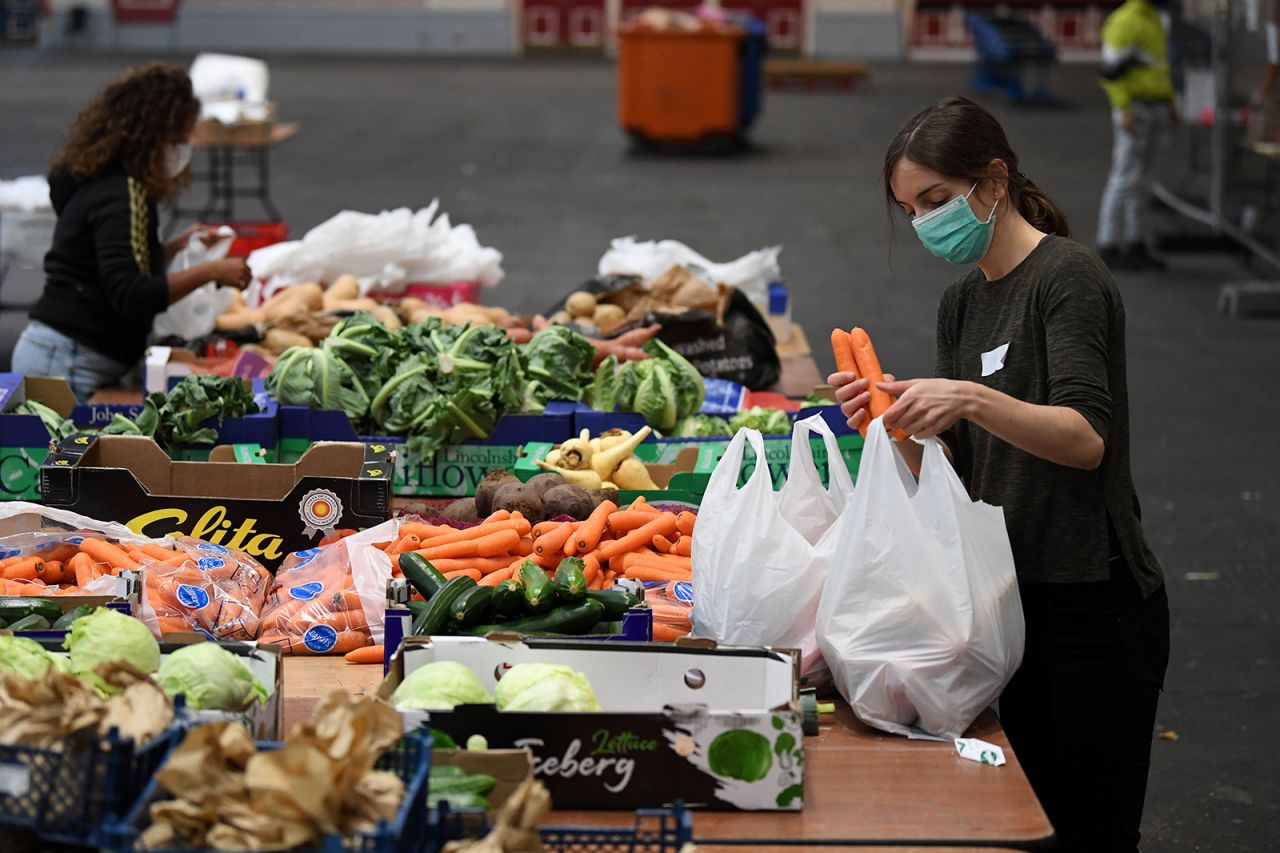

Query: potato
[323,274,361,307]
[409,307,445,325]
[566,291,597,318]
[441,497,480,521]
[524,472,567,498]
[549,311,573,326]
[370,305,402,330]
[264,327,313,354]
[475,468,519,517]
[542,484,594,521]
[594,303,627,335]
[491,482,546,524]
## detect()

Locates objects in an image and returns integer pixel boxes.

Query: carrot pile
[380,499,696,595]
[140,539,272,641]
[257,543,373,655]
[643,579,694,643]
[0,535,151,597]
[830,326,906,441]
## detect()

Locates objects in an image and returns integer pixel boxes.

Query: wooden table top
[282,658,1053,849]
[192,121,299,150]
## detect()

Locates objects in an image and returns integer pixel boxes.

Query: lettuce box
[0,374,79,501]
[379,636,805,811]
[40,436,392,570]
[276,403,577,497]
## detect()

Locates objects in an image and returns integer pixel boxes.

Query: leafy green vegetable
[707,729,773,781]
[585,355,619,412]
[156,642,268,711]
[324,311,404,399]
[801,393,835,408]
[63,608,160,694]
[391,660,493,710]
[729,407,792,435]
[12,400,76,441]
[673,414,733,437]
[267,346,371,424]
[0,635,67,680]
[522,326,596,409]
[495,662,600,712]
[601,339,707,432]
[97,376,260,449]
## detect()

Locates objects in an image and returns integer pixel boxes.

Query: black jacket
[30,166,169,364]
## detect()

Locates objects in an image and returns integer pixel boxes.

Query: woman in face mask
[831,96,1170,853]
[11,63,251,400]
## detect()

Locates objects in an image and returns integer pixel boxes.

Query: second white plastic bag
[816,417,1025,740]
[692,414,855,676]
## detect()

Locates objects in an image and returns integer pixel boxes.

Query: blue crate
[430,802,693,853]
[109,730,433,853]
[0,722,181,847]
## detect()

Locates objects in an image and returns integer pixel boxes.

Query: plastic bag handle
[704,427,769,497]
[788,413,856,495]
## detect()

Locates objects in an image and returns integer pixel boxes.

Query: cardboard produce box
[40,436,392,570]
[276,402,577,497]
[0,374,79,501]
[380,636,805,811]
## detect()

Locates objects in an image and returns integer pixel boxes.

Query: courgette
[429,765,466,779]
[399,553,449,601]
[411,575,476,636]
[490,579,525,618]
[430,772,496,796]
[518,560,556,614]
[553,558,587,604]
[585,588,638,620]
[467,598,605,637]
[405,600,430,619]
[450,586,494,629]
[0,598,63,626]
[6,614,51,631]
[52,605,94,631]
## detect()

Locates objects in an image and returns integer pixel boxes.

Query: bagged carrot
[135,537,273,641]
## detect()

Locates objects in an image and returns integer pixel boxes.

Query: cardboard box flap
[4,375,79,418]
[393,637,797,712]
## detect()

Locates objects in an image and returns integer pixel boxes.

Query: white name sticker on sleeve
[981,342,1010,377]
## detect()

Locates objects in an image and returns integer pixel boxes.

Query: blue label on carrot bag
[176,584,210,610]
[291,549,320,568]
[198,556,226,572]
[289,581,324,601]
[672,581,694,603]
[198,543,229,554]
[302,625,338,653]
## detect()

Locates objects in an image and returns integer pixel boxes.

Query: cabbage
[0,636,66,681]
[63,608,160,694]
[495,663,600,712]
[729,407,792,435]
[391,661,493,711]
[156,643,268,711]
[673,414,732,437]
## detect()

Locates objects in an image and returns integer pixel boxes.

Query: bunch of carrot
[381,498,696,593]
[257,543,373,655]
[644,580,695,643]
[830,326,906,441]
[0,536,157,596]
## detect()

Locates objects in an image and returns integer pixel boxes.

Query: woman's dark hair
[883,96,1070,238]
[51,63,199,203]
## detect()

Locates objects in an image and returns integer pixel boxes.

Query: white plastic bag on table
[0,501,146,596]
[597,236,781,312]
[692,414,854,678]
[256,517,400,654]
[152,226,237,341]
[815,418,1025,740]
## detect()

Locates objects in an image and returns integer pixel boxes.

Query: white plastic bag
[152,226,237,341]
[692,415,854,676]
[597,236,781,312]
[0,501,147,596]
[816,419,1025,740]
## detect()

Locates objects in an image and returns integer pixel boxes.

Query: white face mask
[164,143,192,178]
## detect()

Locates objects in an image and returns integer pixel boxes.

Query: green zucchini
[52,605,94,631]
[518,560,556,614]
[450,586,494,629]
[429,765,466,779]
[6,614,51,632]
[0,598,63,626]
[399,553,449,601]
[411,575,476,636]
[430,772,496,796]
[467,598,605,637]
[490,579,526,617]
[405,600,430,619]
[552,558,587,604]
[585,589,638,620]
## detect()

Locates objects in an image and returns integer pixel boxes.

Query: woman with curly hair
[12,63,251,399]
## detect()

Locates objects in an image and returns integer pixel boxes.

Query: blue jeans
[1096,101,1168,248]
[11,320,134,401]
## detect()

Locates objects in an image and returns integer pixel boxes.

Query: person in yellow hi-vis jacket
[1096,0,1179,271]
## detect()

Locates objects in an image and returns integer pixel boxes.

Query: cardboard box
[277,403,578,497]
[0,374,79,501]
[379,637,805,811]
[40,436,393,570]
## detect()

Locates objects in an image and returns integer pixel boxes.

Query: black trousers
[999,561,1171,853]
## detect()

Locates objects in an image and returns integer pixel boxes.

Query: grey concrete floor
[3,49,1278,851]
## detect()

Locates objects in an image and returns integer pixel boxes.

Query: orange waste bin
[617,22,746,144]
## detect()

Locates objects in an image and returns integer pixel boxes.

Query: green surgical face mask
[911,182,997,265]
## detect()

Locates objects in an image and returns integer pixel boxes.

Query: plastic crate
[432,802,693,853]
[0,724,180,847]
[108,730,432,853]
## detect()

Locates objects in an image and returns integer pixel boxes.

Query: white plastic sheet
[597,236,781,311]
